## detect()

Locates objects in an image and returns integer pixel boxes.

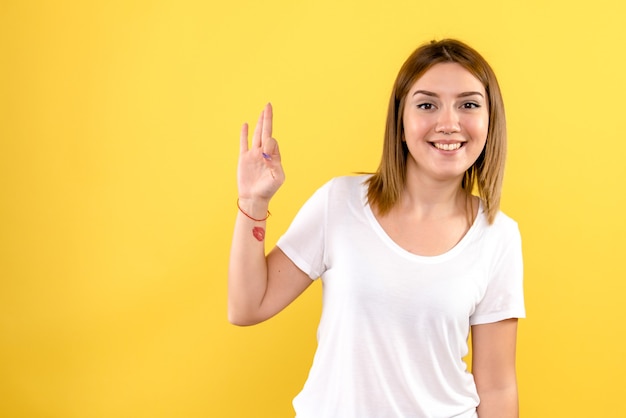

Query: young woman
[229,39,525,418]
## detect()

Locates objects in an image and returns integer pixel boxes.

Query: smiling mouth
[432,142,462,151]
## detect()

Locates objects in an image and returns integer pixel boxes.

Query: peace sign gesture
[237,103,285,203]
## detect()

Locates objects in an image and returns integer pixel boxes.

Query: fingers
[251,103,272,149]
[262,103,273,143]
[251,107,264,148]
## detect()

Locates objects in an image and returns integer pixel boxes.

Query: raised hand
[238,103,285,202]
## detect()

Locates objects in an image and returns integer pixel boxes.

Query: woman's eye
[417,103,434,110]
[462,102,480,109]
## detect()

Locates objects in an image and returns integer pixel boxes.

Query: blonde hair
[366,39,507,224]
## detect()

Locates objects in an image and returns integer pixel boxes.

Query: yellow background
[1,0,625,417]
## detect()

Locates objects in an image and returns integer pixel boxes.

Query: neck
[398,174,469,220]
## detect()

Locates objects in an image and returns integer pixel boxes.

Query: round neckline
[361,186,484,263]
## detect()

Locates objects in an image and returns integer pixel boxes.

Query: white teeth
[433,142,461,151]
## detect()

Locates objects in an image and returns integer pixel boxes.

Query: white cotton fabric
[276,175,525,418]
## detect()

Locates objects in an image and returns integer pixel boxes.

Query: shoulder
[304,175,372,220]
[300,175,371,212]
[493,210,520,237]
[478,208,522,253]
[325,174,371,188]
[318,174,371,198]
[477,202,519,234]
[491,210,519,231]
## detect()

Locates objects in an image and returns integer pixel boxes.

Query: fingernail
[262,152,271,160]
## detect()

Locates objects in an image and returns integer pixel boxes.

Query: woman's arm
[471,318,520,418]
[228,104,312,326]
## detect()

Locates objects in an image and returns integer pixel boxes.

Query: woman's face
[402,62,489,184]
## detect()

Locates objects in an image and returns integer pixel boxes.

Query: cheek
[466,115,489,140]
[403,116,431,136]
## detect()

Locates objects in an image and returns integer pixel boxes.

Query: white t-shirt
[277,175,525,418]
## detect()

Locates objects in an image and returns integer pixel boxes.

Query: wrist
[236,198,271,222]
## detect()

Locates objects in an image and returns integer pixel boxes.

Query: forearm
[476,384,518,418]
[227,198,271,325]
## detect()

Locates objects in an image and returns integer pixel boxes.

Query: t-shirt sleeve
[276,180,332,280]
[470,218,526,325]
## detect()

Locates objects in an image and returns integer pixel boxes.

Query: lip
[429,140,465,152]
[429,139,465,144]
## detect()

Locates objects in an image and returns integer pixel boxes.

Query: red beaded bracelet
[237,199,271,222]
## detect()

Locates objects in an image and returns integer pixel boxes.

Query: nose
[435,106,460,135]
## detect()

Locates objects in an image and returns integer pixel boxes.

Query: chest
[323,231,489,326]
[377,215,471,256]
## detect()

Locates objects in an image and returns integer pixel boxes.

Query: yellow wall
[1,0,625,417]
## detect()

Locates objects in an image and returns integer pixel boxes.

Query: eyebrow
[412,90,484,98]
